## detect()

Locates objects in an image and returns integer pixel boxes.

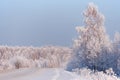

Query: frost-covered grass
[0,46,72,70]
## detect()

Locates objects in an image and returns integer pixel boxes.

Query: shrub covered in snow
[72,68,119,80]
[0,46,72,70]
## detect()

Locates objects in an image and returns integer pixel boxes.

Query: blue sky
[0,0,120,46]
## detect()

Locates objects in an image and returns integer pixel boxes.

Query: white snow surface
[0,68,78,80]
[0,68,120,80]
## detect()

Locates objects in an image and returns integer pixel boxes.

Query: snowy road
[0,68,119,80]
[0,68,79,80]
[52,69,60,80]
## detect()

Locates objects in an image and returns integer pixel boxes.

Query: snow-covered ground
[0,68,78,80]
[0,68,120,80]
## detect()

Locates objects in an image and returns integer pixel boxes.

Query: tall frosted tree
[114,32,120,46]
[67,3,115,71]
[113,32,120,74]
[113,32,120,54]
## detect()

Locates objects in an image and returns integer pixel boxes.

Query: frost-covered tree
[0,46,72,70]
[113,32,120,57]
[67,3,118,72]
[114,32,120,47]
[113,32,120,74]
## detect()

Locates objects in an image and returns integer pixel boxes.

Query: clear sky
[0,0,120,46]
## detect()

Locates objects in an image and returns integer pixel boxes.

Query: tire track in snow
[64,71,79,80]
[52,69,60,80]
